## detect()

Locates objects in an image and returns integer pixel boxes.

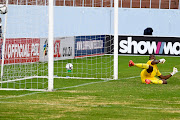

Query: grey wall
[1,5,180,38]
[111,8,180,37]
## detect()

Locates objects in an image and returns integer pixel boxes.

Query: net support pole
[1,1,9,80]
[48,0,54,91]
[159,0,161,9]
[114,0,118,80]
[169,0,171,9]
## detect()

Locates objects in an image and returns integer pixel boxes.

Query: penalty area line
[0,91,45,100]
[54,76,140,90]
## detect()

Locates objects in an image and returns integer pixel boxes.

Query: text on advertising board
[119,37,180,55]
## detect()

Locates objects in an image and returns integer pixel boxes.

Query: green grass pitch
[0,55,180,120]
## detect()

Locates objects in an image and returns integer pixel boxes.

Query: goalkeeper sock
[135,63,149,69]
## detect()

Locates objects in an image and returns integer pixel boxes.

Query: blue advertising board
[75,35,105,58]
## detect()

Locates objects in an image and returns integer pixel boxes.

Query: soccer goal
[0,0,118,91]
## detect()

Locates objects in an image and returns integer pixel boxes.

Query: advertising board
[0,38,40,64]
[106,35,180,56]
[75,35,105,58]
[39,37,75,62]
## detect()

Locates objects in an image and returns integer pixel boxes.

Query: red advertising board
[0,38,40,64]
[54,40,61,58]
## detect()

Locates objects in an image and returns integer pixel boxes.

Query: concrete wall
[111,8,180,37]
[1,5,180,38]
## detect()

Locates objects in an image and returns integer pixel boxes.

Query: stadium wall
[1,5,180,38]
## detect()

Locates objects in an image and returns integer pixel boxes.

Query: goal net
[0,0,117,91]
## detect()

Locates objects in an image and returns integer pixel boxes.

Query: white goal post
[1,1,8,80]
[48,0,54,91]
[114,0,118,80]
[0,0,118,91]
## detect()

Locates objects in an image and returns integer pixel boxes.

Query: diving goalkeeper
[129,54,178,84]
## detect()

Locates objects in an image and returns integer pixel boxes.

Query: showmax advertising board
[106,35,180,56]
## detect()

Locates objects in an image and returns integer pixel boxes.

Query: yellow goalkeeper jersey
[141,60,161,78]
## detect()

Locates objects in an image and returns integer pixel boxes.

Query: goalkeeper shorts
[141,75,163,84]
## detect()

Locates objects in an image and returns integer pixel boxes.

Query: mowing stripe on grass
[0,101,179,111]
[125,106,180,110]
[0,101,111,107]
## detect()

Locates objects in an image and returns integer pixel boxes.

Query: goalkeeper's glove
[159,59,166,64]
[171,67,178,76]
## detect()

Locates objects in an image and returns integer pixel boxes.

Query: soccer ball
[0,5,7,14]
[66,63,73,70]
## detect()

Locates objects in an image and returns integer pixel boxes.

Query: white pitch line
[54,76,140,90]
[0,91,44,100]
[55,80,109,90]
[0,76,140,100]
[0,72,171,100]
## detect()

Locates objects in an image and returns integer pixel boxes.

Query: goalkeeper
[129,54,178,84]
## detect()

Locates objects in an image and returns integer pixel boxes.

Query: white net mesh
[0,1,49,90]
[0,0,115,91]
[53,35,114,79]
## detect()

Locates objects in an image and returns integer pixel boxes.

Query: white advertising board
[39,37,74,62]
